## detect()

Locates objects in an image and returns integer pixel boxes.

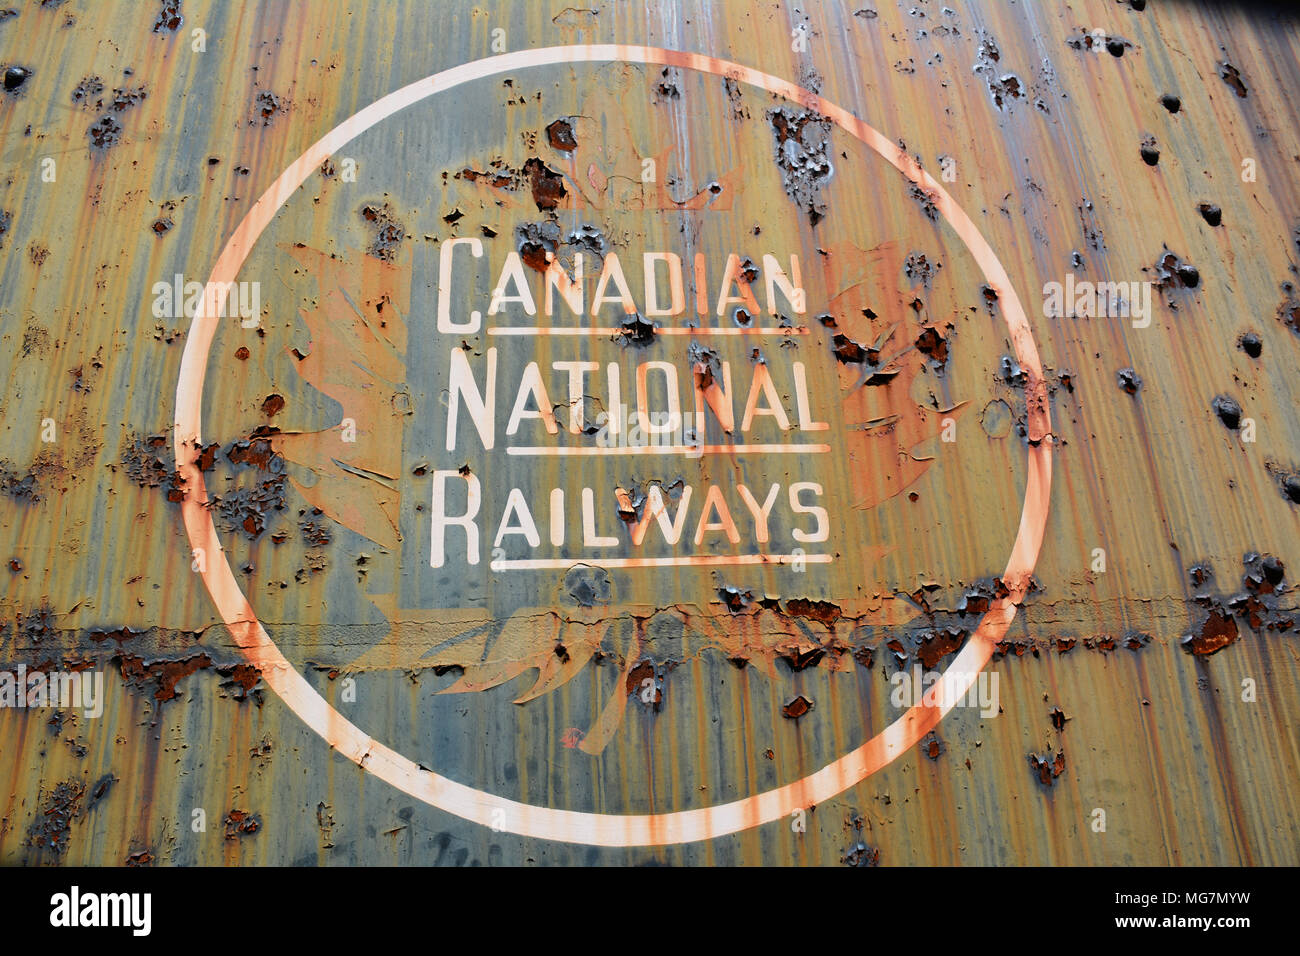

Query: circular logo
[173,46,1051,846]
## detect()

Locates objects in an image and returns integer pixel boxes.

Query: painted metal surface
[0,0,1298,864]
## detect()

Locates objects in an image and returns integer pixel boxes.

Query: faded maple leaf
[452,69,743,217]
[820,239,967,512]
[270,244,408,550]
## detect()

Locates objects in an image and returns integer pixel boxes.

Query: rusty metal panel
[0,0,1298,866]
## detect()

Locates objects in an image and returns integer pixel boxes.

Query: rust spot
[85,625,142,644]
[252,88,287,126]
[908,183,939,222]
[974,32,1024,110]
[779,646,826,671]
[15,604,54,643]
[522,157,567,211]
[1140,135,1160,167]
[1028,750,1066,787]
[959,580,1003,616]
[120,432,186,501]
[0,462,40,502]
[299,507,331,546]
[261,393,285,417]
[841,842,880,866]
[88,114,121,149]
[1275,282,1300,335]
[769,106,832,226]
[1125,631,1151,651]
[1212,394,1242,430]
[1084,634,1116,653]
[1182,609,1238,656]
[458,164,516,189]
[1245,552,1285,594]
[109,86,147,111]
[655,67,681,99]
[515,220,558,272]
[915,326,949,368]
[1066,31,1106,52]
[359,202,405,261]
[1117,367,1142,395]
[217,662,262,701]
[194,442,219,472]
[86,773,115,809]
[1188,552,1293,638]
[152,0,182,32]
[915,627,967,669]
[1220,62,1248,98]
[225,432,279,470]
[784,598,842,626]
[923,733,943,760]
[994,637,1036,659]
[831,332,877,365]
[545,117,577,152]
[3,64,31,93]
[1066,30,1128,56]
[25,780,85,857]
[717,585,753,613]
[625,660,661,707]
[223,809,261,839]
[781,694,814,719]
[1151,249,1200,303]
[1049,707,1069,731]
[903,251,937,286]
[114,652,213,702]
[619,313,656,346]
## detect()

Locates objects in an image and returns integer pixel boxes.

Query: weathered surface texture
[1,0,1298,864]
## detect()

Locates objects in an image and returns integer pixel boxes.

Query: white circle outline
[173,45,1052,847]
